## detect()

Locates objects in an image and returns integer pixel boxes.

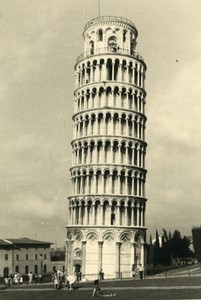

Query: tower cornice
[83,16,138,37]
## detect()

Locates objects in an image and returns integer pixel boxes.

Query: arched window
[108,36,117,52]
[97,29,103,41]
[123,30,127,42]
[4,267,9,277]
[89,41,94,54]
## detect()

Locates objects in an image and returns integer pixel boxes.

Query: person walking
[53,271,59,290]
[92,279,116,297]
[139,264,144,280]
[99,269,104,281]
[132,264,136,278]
[28,271,33,284]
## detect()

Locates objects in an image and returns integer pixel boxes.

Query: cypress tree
[192,227,201,261]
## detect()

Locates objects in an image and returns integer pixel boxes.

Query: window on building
[5,254,8,260]
[35,254,37,259]
[34,265,38,274]
[26,254,28,260]
[123,30,127,42]
[89,41,94,54]
[44,264,47,273]
[97,29,103,41]
[15,266,19,273]
[16,254,19,260]
[108,36,118,52]
[44,254,46,259]
[3,267,9,278]
[25,265,29,274]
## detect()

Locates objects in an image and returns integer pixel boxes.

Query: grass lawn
[1,289,201,300]
[1,277,201,300]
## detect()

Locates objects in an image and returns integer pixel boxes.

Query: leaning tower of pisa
[66,16,147,280]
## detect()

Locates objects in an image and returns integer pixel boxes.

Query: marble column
[82,241,87,277]
[116,242,122,278]
[98,241,104,272]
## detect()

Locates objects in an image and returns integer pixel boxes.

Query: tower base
[65,226,146,280]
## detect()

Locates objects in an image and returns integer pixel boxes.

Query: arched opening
[25,265,29,274]
[127,201,132,225]
[103,200,110,225]
[89,40,94,54]
[114,59,119,80]
[120,201,125,225]
[120,171,125,194]
[105,113,111,135]
[97,140,103,163]
[87,200,92,224]
[96,170,102,193]
[34,265,38,274]
[113,140,118,163]
[111,201,117,225]
[4,267,9,278]
[98,113,103,135]
[128,171,132,195]
[104,170,110,193]
[105,140,110,163]
[114,87,119,107]
[108,36,118,52]
[112,170,118,194]
[88,170,94,194]
[121,88,127,109]
[97,29,103,41]
[89,140,95,164]
[128,142,133,164]
[44,265,47,274]
[106,58,112,81]
[95,200,101,224]
[123,30,127,42]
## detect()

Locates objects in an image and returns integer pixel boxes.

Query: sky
[0,0,201,247]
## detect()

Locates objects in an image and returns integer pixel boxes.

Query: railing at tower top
[84,16,137,32]
[76,47,144,65]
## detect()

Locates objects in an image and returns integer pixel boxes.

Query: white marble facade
[66,16,147,280]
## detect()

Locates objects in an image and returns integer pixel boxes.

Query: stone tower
[66,16,147,280]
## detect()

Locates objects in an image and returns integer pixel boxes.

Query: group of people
[3,264,145,295]
[92,264,145,297]
[4,273,23,287]
[27,271,43,284]
[52,269,76,291]
[132,264,145,280]
[4,271,43,288]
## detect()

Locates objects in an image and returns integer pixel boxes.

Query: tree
[147,234,154,266]
[168,230,191,259]
[162,228,169,243]
[153,230,161,266]
[192,227,201,261]
[148,229,192,267]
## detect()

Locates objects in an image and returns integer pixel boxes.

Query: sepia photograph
[0,0,201,299]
